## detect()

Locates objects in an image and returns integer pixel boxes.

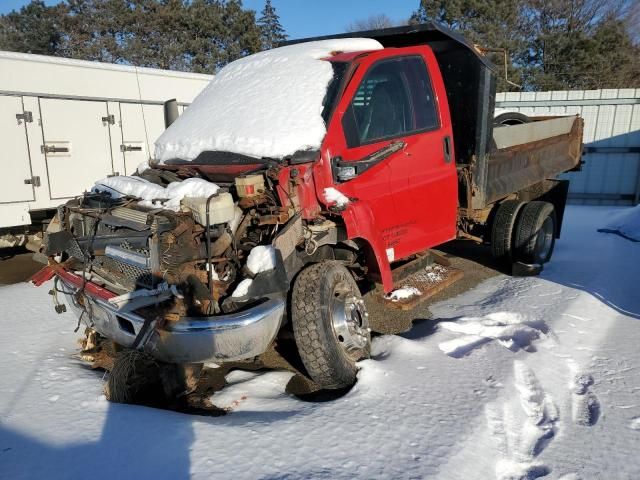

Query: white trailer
[0,51,212,247]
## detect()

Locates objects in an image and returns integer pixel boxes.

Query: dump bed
[468,115,584,209]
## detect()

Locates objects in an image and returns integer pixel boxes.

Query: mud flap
[511,261,543,277]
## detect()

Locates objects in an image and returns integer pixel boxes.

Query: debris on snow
[154,38,383,162]
[438,311,547,357]
[386,286,422,302]
[598,205,640,242]
[323,187,350,208]
[93,176,220,212]
[246,245,277,275]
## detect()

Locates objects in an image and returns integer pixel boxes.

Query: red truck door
[322,46,457,264]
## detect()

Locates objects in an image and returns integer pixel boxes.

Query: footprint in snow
[486,361,557,480]
[438,312,548,358]
[570,373,600,427]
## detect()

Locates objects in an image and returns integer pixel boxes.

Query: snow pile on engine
[231,278,253,298]
[598,205,640,242]
[93,175,165,201]
[154,38,383,162]
[246,245,277,275]
[93,176,220,212]
[230,246,277,298]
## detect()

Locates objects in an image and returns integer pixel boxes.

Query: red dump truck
[35,24,583,394]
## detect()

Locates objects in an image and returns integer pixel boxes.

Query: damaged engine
[45,169,295,318]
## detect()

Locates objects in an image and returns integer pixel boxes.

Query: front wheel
[291,261,371,390]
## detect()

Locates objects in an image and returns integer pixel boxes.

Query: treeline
[410,0,640,90]
[0,0,286,73]
[1,0,639,90]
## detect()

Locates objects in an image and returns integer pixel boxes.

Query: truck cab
[315,45,458,289]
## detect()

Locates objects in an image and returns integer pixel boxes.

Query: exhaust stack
[163,99,179,128]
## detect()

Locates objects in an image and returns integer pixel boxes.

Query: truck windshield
[321,61,349,125]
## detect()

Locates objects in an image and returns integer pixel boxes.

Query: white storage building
[0,51,212,237]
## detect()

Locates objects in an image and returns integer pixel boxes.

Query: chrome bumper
[62,281,285,364]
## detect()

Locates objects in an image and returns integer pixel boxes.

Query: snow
[438,312,547,357]
[323,187,350,208]
[154,39,383,163]
[93,175,165,201]
[2,205,640,479]
[386,286,422,302]
[598,204,640,241]
[231,279,253,298]
[135,161,150,174]
[246,245,277,275]
[93,176,220,212]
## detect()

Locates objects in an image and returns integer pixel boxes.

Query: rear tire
[513,201,556,264]
[491,200,525,264]
[291,261,370,390]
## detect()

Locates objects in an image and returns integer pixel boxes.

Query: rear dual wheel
[491,200,556,266]
[514,201,556,264]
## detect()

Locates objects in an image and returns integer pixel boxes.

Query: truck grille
[94,255,154,291]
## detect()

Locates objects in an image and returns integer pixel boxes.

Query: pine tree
[258,0,287,50]
[0,0,67,56]
[0,0,263,74]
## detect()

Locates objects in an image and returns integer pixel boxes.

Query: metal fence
[496,89,640,205]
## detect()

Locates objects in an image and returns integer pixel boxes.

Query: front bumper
[58,271,285,364]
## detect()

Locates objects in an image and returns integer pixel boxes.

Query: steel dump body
[468,115,584,209]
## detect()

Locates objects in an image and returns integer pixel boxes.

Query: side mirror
[163,99,179,128]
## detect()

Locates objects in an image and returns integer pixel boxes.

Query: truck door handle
[443,136,452,163]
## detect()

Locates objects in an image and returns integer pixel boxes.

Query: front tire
[291,261,370,390]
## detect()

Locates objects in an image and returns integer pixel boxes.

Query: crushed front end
[41,166,308,364]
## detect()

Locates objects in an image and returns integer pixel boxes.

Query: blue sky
[0,0,419,39]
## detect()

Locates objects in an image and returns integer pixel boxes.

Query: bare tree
[345,14,400,32]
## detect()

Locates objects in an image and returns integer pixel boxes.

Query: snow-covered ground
[1,205,639,480]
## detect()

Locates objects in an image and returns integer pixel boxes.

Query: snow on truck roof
[154,38,383,163]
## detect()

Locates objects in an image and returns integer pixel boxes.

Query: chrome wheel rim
[330,282,370,355]
[535,216,554,262]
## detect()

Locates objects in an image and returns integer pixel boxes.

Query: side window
[343,56,439,147]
